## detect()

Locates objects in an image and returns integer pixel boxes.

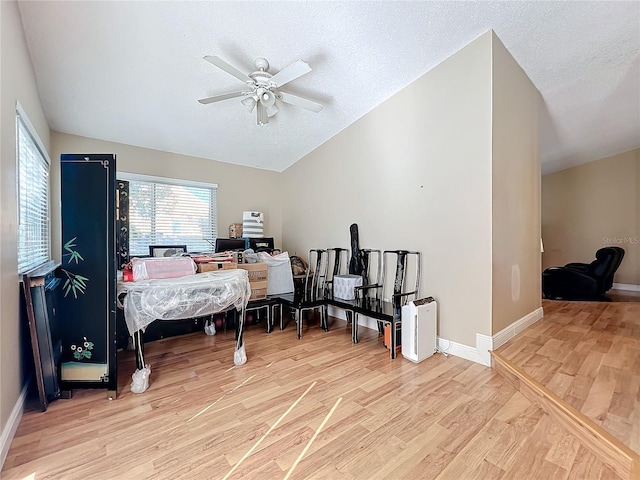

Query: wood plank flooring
[495,300,640,454]
[2,317,625,480]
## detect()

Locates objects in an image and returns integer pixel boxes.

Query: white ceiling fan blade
[203,55,249,83]
[278,92,323,113]
[198,91,246,105]
[269,60,312,88]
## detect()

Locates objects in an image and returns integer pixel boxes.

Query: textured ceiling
[17,1,640,173]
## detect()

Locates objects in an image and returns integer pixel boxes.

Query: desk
[117,269,251,373]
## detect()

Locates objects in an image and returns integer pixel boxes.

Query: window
[17,108,50,274]
[120,173,217,256]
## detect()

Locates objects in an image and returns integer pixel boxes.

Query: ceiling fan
[198,55,322,125]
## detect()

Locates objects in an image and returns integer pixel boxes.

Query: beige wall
[491,34,542,334]
[50,132,283,262]
[281,31,495,347]
[0,0,51,453]
[542,148,640,285]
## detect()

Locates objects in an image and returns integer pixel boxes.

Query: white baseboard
[492,307,544,351]
[436,307,543,368]
[437,337,490,366]
[327,306,544,369]
[327,306,383,333]
[1,377,30,470]
[327,306,349,323]
[328,306,487,365]
[357,316,383,332]
[612,283,640,292]
[475,334,493,367]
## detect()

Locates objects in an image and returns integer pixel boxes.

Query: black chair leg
[266,305,273,334]
[352,313,359,344]
[279,305,285,330]
[321,306,329,332]
[389,323,396,359]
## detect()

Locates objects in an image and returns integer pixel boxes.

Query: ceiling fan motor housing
[248,70,275,90]
[253,57,269,71]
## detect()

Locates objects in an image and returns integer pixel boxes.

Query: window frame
[16,102,52,274]
[117,172,218,256]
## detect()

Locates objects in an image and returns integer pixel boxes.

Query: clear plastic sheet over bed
[117,269,251,335]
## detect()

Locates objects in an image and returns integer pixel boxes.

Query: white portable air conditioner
[401,297,437,363]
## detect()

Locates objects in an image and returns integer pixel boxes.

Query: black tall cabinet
[59,154,117,398]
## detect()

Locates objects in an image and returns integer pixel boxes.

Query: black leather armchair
[542,247,625,300]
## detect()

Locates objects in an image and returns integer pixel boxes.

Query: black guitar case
[349,223,363,276]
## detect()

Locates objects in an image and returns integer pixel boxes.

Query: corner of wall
[438,336,492,367]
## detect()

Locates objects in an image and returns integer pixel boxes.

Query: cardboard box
[196,262,237,273]
[229,223,243,238]
[238,262,268,282]
[249,280,268,300]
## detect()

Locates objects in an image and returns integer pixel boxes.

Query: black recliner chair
[542,247,625,300]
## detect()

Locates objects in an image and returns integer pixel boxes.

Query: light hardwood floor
[496,299,640,454]
[3,317,625,480]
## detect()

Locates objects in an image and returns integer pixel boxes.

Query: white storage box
[333,274,363,300]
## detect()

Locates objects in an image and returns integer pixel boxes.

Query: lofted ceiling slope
[17,1,640,174]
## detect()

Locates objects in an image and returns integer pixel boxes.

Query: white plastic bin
[257,251,294,295]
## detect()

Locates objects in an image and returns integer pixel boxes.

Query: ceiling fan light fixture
[259,90,276,108]
[266,103,279,117]
[241,95,257,112]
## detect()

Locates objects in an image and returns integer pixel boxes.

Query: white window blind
[124,175,217,256]
[17,111,50,274]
